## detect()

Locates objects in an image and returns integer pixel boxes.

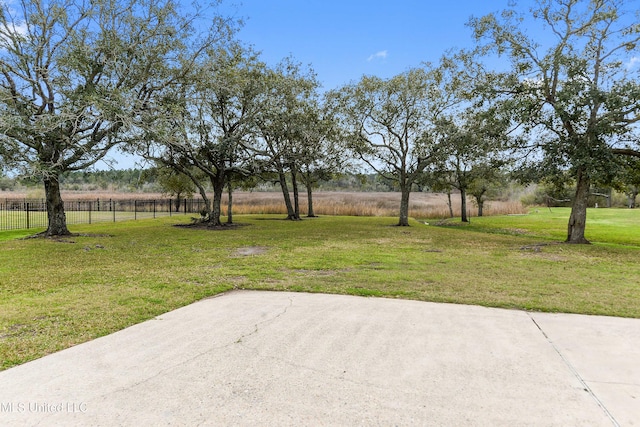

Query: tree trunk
[306,184,316,217]
[176,164,209,218]
[628,187,638,208]
[475,190,486,217]
[460,188,468,222]
[278,169,297,220]
[447,191,454,218]
[226,177,233,225]
[291,166,301,220]
[194,180,211,219]
[566,169,590,244]
[43,175,71,236]
[209,172,225,227]
[398,185,410,226]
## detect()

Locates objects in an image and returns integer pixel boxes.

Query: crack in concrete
[225,297,397,392]
[94,297,296,403]
[528,313,620,427]
[234,296,294,344]
[243,349,392,392]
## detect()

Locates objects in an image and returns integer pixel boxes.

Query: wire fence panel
[0,198,208,231]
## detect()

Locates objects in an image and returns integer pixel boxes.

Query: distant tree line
[0,0,639,242]
[0,169,456,195]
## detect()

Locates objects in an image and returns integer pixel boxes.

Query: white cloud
[0,21,28,48]
[627,56,640,70]
[10,21,28,36]
[0,0,28,36]
[367,50,388,62]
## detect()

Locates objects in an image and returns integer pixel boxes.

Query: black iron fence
[0,198,208,230]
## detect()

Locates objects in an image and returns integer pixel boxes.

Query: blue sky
[219,0,508,90]
[114,0,640,169]
[111,0,510,169]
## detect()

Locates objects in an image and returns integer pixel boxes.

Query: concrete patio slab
[1,291,636,426]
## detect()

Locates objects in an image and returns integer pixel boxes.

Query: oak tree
[433,105,512,222]
[333,65,458,226]
[470,0,640,243]
[253,59,320,220]
[0,0,232,235]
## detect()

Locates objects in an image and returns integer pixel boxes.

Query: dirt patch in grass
[233,246,269,257]
[519,242,568,261]
[504,228,530,235]
[0,323,28,339]
[519,242,561,251]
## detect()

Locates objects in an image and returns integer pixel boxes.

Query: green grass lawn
[448,207,640,246]
[0,228,46,242]
[1,210,639,370]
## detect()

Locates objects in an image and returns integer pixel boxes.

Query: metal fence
[0,198,208,231]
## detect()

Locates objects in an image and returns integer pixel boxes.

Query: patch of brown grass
[226,191,527,219]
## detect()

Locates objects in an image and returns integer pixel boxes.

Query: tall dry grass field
[226,191,527,219]
[0,190,527,219]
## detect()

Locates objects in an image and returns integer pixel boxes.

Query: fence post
[88,201,92,224]
[112,199,115,222]
[134,200,137,220]
[26,202,30,229]
[153,200,156,219]
[169,199,172,217]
